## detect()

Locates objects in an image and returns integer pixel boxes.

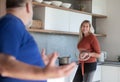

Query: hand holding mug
[79,52,90,61]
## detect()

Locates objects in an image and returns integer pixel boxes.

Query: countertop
[98,61,120,67]
[70,60,120,67]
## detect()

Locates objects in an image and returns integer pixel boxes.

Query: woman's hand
[79,52,90,61]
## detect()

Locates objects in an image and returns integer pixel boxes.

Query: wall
[0,0,6,17]
[96,0,120,61]
[30,32,79,63]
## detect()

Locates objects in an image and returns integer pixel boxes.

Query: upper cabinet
[32,1,107,18]
[69,11,92,32]
[34,7,70,32]
[33,6,92,33]
[30,1,107,37]
[92,0,107,15]
[72,0,107,15]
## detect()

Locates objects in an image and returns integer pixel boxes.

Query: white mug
[98,51,107,62]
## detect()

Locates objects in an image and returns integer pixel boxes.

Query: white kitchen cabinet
[92,0,107,15]
[101,65,119,82]
[33,6,92,33]
[47,77,65,82]
[69,12,92,32]
[34,7,69,31]
[93,65,101,82]
[66,65,102,82]
[44,7,70,32]
[47,65,78,82]
[66,65,78,82]
[118,68,120,82]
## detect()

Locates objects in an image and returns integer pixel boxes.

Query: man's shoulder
[0,14,24,27]
[0,14,25,33]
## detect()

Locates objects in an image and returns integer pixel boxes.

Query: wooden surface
[32,2,107,18]
[28,28,107,37]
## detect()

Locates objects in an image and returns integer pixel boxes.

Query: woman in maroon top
[73,20,101,82]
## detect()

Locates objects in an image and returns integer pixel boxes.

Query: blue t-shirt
[0,14,47,82]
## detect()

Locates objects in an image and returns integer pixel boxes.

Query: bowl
[51,1,62,7]
[34,0,43,3]
[61,3,71,8]
[58,56,70,66]
[42,1,52,5]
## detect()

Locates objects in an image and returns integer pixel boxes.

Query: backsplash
[30,32,79,63]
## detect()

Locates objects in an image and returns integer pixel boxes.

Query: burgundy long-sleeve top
[77,33,101,63]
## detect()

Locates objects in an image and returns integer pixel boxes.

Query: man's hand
[0,53,76,80]
[41,48,76,78]
[43,52,76,78]
[41,48,55,65]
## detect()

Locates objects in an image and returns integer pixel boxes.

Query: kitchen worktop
[98,61,120,67]
[71,60,120,66]
[72,60,120,66]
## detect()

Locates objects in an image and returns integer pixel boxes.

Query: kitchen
[0,0,120,82]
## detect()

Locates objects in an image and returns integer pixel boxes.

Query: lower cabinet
[66,65,78,82]
[47,77,65,82]
[66,65,101,82]
[93,65,101,82]
[101,65,119,82]
[47,65,78,82]
[48,65,120,82]
[118,69,120,82]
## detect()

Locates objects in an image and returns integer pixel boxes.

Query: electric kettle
[98,51,107,62]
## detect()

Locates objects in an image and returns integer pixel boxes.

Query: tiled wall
[30,32,79,63]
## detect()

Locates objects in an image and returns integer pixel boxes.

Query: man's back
[0,14,46,82]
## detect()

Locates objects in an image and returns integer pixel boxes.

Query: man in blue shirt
[0,0,76,82]
[0,0,46,82]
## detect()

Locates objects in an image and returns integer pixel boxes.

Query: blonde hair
[78,20,93,43]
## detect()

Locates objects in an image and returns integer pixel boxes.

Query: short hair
[6,0,29,8]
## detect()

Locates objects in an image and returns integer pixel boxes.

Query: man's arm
[0,53,76,80]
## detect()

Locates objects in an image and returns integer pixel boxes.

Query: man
[0,0,75,82]
[0,53,75,80]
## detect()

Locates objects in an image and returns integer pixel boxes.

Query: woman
[73,20,101,82]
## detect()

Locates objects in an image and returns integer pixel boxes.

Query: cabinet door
[92,0,107,15]
[68,65,78,82]
[44,7,70,31]
[92,65,101,82]
[101,65,118,82]
[118,69,120,82]
[33,6,92,32]
[47,77,65,82]
[69,12,92,33]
